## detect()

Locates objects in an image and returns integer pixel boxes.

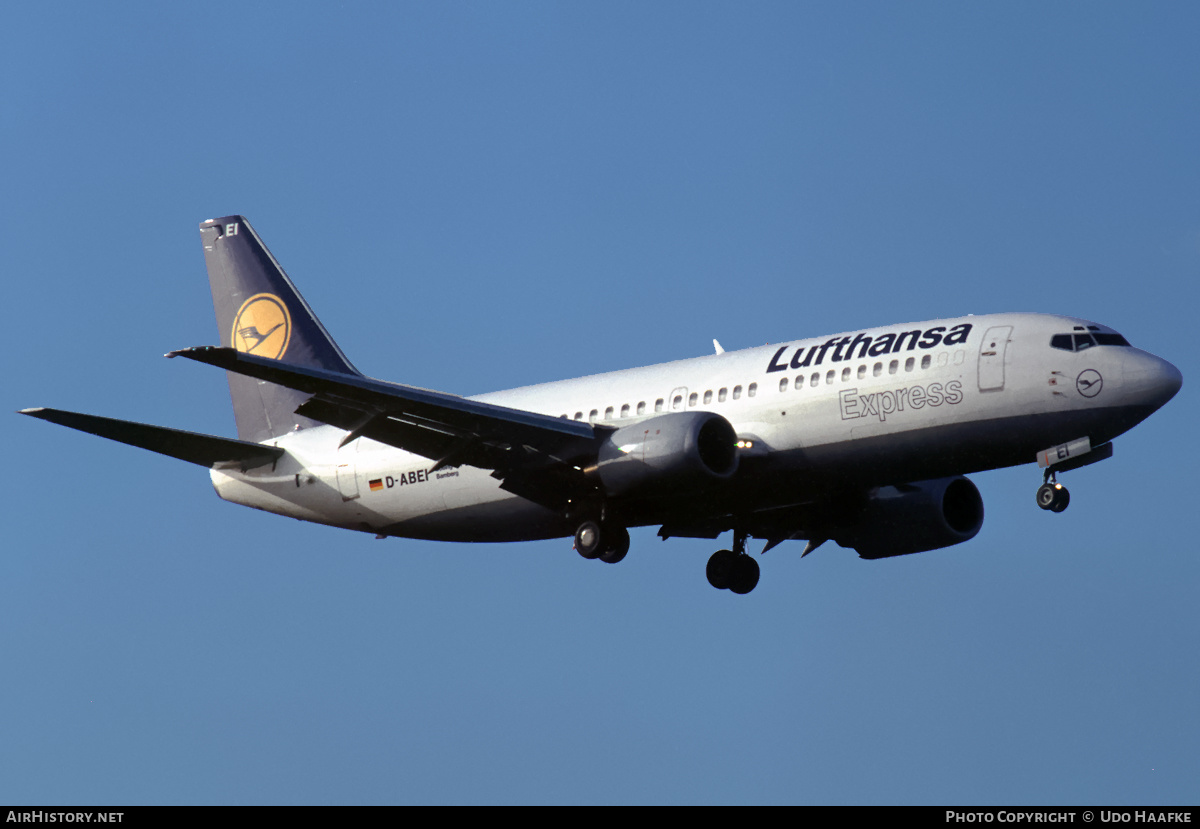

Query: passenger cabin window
[810,372,819,387]
[589,409,598,423]
[672,394,684,410]
[779,378,789,392]
[921,355,931,369]
[655,398,664,412]
[748,383,757,397]
[718,388,728,402]
[733,385,742,400]
[604,406,614,420]
[857,365,867,379]
[905,357,915,372]
[574,412,583,421]
[688,392,698,407]
[703,390,713,404]
[637,401,647,415]
[620,404,630,418]
[888,360,899,375]
[841,367,851,382]
[873,362,882,377]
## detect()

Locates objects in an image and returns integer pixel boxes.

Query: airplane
[20,215,1183,595]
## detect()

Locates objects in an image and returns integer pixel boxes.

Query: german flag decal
[369,479,384,492]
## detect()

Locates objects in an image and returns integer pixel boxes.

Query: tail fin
[200,215,359,442]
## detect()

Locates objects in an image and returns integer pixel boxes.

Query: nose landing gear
[1036,470,1070,513]
[1034,439,1114,514]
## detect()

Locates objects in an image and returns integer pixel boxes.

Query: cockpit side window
[1050,334,1074,351]
[1094,333,1130,346]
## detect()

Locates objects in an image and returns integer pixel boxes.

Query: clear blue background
[3,2,1197,805]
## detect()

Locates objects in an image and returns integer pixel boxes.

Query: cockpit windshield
[1050,326,1130,352]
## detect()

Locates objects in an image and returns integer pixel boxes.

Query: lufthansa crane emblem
[1076,369,1103,398]
[231,293,291,359]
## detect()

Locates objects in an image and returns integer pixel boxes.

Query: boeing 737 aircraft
[21,216,1182,594]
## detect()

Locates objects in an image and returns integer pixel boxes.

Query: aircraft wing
[168,346,602,508]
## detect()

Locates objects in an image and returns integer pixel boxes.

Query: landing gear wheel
[706,549,738,589]
[728,555,760,595]
[1036,484,1056,510]
[707,550,760,594]
[1049,486,1070,512]
[597,526,630,564]
[574,520,603,559]
[1036,483,1070,512]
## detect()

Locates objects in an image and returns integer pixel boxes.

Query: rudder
[200,215,359,442]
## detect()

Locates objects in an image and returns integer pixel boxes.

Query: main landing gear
[1036,469,1070,513]
[574,519,630,564]
[706,530,760,595]
[573,519,761,593]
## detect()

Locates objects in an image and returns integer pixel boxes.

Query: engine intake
[593,411,738,497]
[836,476,985,559]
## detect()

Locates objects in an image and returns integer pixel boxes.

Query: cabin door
[978,326,1013,392]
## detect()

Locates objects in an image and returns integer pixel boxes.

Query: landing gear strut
[706,530,760,594]
[1036,469,1070,513]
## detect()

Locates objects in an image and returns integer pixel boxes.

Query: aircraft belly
[379,497,568,542]
[338,458,560,541]
[749,403,1154,498]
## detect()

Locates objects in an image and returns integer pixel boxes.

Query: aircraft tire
[706,549,738,590]
[1036,484,1058,510]
[728,555,760,595]
[575,520,604,559]
[598,525,630,564]
[1049,487,1070,513]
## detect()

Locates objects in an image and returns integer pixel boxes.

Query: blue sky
[3,2,1198,805]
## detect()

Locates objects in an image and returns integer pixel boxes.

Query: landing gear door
[978,325,1012,392]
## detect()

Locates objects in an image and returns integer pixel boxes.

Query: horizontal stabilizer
[19,408,284,470]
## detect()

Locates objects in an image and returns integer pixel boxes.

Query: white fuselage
[210,312,1180,543]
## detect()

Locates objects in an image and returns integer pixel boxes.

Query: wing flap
[19,408,284,470]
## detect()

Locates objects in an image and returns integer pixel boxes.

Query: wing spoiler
[167,346,598,452]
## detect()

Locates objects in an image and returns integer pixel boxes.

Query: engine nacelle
[835,476,984,559]
[593,411,739,497]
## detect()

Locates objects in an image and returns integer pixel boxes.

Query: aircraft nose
[1125,350,1183,411]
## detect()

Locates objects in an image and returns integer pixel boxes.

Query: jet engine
[835,476,984,559]
[592,411,739,497]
